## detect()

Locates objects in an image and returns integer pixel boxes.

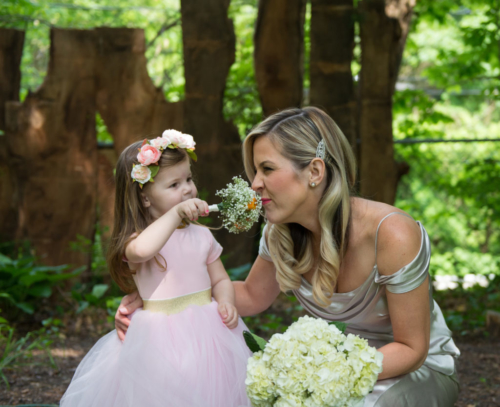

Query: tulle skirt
[60,301,253,407]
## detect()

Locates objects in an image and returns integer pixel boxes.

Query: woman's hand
[218,302,239,329]
[115,291,143,342]
[174,198,209,221]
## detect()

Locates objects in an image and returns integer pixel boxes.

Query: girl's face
[251,136,312,225]
[141,158,197,220]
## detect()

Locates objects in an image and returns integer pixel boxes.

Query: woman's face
[251,136,312,225]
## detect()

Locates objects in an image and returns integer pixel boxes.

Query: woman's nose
[251,173,263,192]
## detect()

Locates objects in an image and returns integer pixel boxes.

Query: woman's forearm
[233,281,269,317]
[377,342,428,380]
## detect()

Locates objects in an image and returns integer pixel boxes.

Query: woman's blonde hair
[243,107,356,306]
[106,140,188,293]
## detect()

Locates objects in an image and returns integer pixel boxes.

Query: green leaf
[27,285,52,298]
[91,284,109,299]
[243,330,267,353]
[16,302,34,314]
[150,165,160,179]
[0,253,13,265]
[328,321,347,333]
[186,149,197,162]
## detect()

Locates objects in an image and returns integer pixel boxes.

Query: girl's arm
[233,256,281,317]
[374,216,431,380]
[125,198,209,263]
[208,258,238,328]
[115,255,281,336]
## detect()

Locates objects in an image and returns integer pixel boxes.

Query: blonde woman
[116,107,460,406]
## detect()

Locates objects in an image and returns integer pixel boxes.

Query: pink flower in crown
[131,164,151,184]
[137,144,161,166]
[150,137,170,150]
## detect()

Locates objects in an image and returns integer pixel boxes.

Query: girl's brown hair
[243,107,357,306]
[106,140,188,293]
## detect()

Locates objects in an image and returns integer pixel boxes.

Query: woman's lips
[261,198,272,205]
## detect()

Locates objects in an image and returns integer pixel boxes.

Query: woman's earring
[310,182,316,188]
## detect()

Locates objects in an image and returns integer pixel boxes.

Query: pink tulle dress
[60,224,252,407]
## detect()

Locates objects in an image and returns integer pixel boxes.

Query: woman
[115,107,460,406]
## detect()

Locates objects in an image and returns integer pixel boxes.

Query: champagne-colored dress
[259,212,460,407]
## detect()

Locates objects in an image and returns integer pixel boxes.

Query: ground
[0,308,499,406]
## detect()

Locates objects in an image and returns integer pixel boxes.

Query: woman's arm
[233,256,281,317]
[114,291,143,342]
[375,215,430,380]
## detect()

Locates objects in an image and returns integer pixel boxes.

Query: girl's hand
[174,198,209,221]
[115,291,143,342]
[218,302,239,329]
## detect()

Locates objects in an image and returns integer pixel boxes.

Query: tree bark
[310,0,356,151]
[181,0,256,268]
[95,28,184,243]
[0,28,24,242]
[95,28,183,155]
[254,0,306,116]
[4,29,97,269]
[358,0,415,204]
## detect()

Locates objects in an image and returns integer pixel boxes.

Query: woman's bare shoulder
[351,198,421,275]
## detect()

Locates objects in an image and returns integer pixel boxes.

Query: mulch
[0,315,499,406]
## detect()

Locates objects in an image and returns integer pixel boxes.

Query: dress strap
[374,212,415,260]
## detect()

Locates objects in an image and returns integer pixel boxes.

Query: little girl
[60,130,252,407]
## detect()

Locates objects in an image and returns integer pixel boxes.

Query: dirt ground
[0,320,499,406]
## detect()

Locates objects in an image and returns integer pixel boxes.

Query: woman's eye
[264,167,273,172]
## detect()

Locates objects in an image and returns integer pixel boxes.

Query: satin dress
[259,212,460,407]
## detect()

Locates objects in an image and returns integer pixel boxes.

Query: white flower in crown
[162,129,184,145]
[131,164,152,185]
[150,136,170,150]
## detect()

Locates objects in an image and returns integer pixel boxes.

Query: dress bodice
[259,213,460,376]
[132,224,222,300]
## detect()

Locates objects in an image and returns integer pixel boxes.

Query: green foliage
[0,250,83,317]
[328,321,347,334]
[0,320,58,389]
[433,275,500,335]
[243,330,267,353]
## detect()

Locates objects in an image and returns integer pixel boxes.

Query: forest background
[0,0,499,404]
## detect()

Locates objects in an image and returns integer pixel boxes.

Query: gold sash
[143,288,212,315]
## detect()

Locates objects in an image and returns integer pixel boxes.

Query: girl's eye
[170,183,178,188]
[187,177,193,182]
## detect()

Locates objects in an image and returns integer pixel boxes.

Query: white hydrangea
[246,316,383,407]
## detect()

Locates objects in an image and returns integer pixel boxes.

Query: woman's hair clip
[316,139,326,160]
[130,130,197,189]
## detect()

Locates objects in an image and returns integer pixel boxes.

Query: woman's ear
[140,192,151,208]
[309,158,326,186]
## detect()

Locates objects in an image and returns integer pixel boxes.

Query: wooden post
[254,0,306,116]
[5,29,98,269]
[0,28,24,242]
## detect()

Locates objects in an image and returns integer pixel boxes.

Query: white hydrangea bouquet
[243,316,383,407]
[208,176,262,234]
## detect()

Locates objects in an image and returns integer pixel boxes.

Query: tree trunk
[95,27,184,244]
[254,0,306,116]
[181,0,256,268]
[310,0,356,151]
[4,29,98,270]
[95,28,183,155]
[0,28,24,242]
[358,0,415,204]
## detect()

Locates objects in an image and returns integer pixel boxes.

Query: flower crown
[131,129,197,188]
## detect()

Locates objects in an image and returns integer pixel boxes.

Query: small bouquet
[243,316,383,407]
[208,176,262,234]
